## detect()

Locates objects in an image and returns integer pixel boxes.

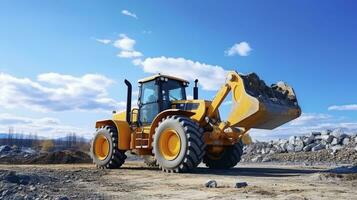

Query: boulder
[331,138,339,146]
[274,145,285,153]
[314,135,322,140]
[252,155,263,162]
[288,136,296,145]
[342,137,350,146]
[340,134,349,140]
[205,180,217,188]
[320,140,327,145]
[278,139,288,151]
[286,144,295,152]
[303,135,315,145]
[312,144,325,152]
[331,129,344,138]
[321,135,334,143]
[303,143,317,152]
[261,148,269,154]
[268,149,276,154]
[294,138,304,152]
[234,182,248,188]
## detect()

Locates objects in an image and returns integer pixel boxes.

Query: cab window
[141,81,158,104]
[139,81,159,124]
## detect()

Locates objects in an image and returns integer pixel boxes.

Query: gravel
[0,168,107,200]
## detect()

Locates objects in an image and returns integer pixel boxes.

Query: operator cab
[137,74,189,124]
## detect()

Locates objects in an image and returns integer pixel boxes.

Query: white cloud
[114,34,135,51]
[0,72,126,112]
[113,34,143,58]
[0,113,91,138]
[225,41,252,56]
[95,38,111,44]
[289,113,331,126]
[328,104,357,111]
[135,57,227,91]
[118,50,143,58]
[121,9,138,19]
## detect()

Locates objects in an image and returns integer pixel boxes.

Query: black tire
[143,155,158,167]
[203,141,243,169]
[90,126,127,169]
[152,116,205,173]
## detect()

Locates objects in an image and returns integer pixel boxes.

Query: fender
[149,109,196,137]
[95,120,131,150]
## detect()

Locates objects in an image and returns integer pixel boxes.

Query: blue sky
[0,1,356,140]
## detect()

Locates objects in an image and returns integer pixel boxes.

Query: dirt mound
[27,150,91,164]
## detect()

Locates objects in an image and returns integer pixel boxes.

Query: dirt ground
[1,161,356,200]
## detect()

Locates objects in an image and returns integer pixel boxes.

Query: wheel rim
[94,134,110,160]
[159,128,181,160]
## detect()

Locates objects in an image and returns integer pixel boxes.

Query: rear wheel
[90,126,127,169]
[152,116,205,173]
[203,141,243,169]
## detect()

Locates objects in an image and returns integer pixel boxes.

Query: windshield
[162,80,186,102]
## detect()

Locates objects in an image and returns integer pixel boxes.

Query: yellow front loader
[90,71,301,172]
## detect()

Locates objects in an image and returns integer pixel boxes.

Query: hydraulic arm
[207,71,301,140]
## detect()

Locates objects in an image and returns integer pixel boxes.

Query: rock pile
[242,129,357,164]
[0,145,91,164]
[0,145,38,164]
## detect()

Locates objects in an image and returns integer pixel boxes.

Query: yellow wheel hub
[94,134,110,160]
[159,129,181,160]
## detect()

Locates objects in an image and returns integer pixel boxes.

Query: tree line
[1,128,89,152]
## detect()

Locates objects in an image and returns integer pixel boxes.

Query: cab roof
[138,74,189,84]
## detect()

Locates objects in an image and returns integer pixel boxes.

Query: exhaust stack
[193,79,198,100]
[124,79,132,124]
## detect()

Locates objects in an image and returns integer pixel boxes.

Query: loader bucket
[227,72,301,130]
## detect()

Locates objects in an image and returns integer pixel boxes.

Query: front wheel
[90,126,127,169]
[152,116,205,173]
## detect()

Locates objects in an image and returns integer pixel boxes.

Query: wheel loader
[90,71,301,172]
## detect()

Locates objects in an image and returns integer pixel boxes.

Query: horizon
[1,1,357,141]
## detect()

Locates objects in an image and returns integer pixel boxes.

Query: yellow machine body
[94,71,301,155]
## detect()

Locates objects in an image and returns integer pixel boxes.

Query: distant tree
[72,132,77,146]
[18,133,25,147]
[41,140,54,152]
[7,127,14,146]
